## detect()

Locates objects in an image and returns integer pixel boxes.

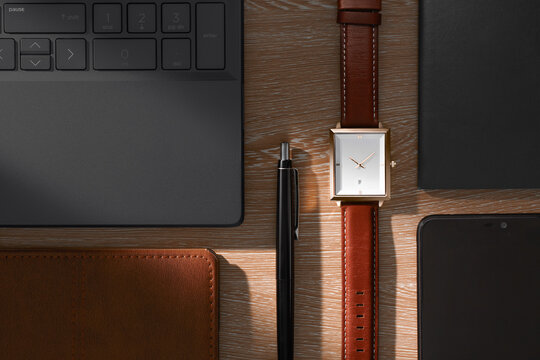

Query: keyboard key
[56,39,86,70]
[20,39,50,55]
[162,39,190,70]
[4,4,85,33]
[93,39,156,70]
[93,4,122,33]
[0,39,15,70]
[162,3,190,33]
[128,4,156,33]
[21,55,50,71]
[196,3,225,70]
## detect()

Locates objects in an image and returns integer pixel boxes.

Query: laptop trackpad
[0,81,242,225]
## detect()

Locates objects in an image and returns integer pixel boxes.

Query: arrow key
[20,39,51,55]
[21,55,51,71]
[56,39,86,70]
[0,39,16,70]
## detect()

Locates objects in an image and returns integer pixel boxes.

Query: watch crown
[390,161,397,168]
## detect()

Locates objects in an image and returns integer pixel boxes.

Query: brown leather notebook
[0,248,218,360]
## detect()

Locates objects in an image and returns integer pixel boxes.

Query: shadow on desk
[422,188,540,202]
[378,149,418,358]
[380,218,398,359]
[293,149,324,359]
[218,258,254,356]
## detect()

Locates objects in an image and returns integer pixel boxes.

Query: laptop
[0,0,243,226]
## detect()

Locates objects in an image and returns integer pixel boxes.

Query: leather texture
[338,1,380,128]
[341,204,379,360]
[338,0,381,11]
[337,12,381,26]
[337,2,381,359]
[0,248,218,360]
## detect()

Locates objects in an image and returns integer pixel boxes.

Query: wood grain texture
[1,0,539,359]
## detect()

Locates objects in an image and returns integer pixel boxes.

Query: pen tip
[280,142,290,161]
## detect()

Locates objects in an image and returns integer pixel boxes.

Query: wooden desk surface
[1,1,539,358]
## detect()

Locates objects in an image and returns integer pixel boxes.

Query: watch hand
[349,157,365,169]
[359,152,375,167]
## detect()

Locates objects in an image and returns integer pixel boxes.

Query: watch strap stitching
[71,260,77,360]
[1,253,216,359]
[208,256,215,359]
[340,23,379,128]
[341,204,378,359]
[343,207,348,359]
[81,260,86,360]
[372,26,376,123]
[342,24,347,124]
[372,207,376,360]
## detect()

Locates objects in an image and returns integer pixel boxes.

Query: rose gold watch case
[330,128,392,203]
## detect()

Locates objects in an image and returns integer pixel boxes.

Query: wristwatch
[331,1,392,359]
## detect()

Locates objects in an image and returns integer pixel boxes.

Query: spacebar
[93,39,156,70]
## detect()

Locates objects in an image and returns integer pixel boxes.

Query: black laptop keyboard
[0,2,225,71]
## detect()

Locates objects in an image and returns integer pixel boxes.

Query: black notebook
[418,0,540,189]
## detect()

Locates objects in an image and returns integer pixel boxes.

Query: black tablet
[418,215,540,360]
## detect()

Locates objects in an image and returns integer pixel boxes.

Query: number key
[162,4,190,33]
[128,4,156,33]
[94,4,122,33]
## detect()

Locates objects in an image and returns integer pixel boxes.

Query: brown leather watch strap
[338,0,381,11]
[341,203,379,360]
[337,12,381,26]
[337,1,381,359]
[338,0,381,128]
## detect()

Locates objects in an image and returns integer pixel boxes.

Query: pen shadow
[378,210,398,359]
[292,149,323,359]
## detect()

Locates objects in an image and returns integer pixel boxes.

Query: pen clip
[293,168,299,241]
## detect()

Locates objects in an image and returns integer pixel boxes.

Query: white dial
[334,132,386,196]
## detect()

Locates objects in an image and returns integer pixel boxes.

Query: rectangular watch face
[333,130,387,198]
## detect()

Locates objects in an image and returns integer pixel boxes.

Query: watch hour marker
[333,131,387,197]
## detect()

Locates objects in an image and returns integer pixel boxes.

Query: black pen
[277,142,299,360]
